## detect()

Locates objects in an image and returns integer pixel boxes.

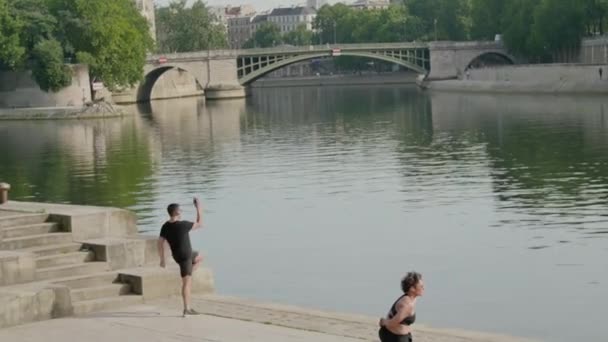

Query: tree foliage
[403,0,470,40]
[284,24,313,46]
[470,0,506,40]
[0,0,154,92]
[530,0,586,61]
[48,0,154,90]
[31,39,72,92]
[244,22,282,48]
[156,0,227,53]
[0,0,25,70]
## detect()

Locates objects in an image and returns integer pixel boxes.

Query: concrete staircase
[0,213,142,315]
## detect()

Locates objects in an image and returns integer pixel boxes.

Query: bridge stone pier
[113,50,246,104]
[426,41,513,80]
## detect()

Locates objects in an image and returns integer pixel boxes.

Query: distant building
[306,0,328,10]
[349,0,390,10]
[210,4,256,27]
[227,12,274,49]
[133,0,156,41]
[268,7,317,34]
[251,13,269,32]
[228,15,255,49]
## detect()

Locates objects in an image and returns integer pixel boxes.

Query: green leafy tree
[530,0,586,61]
[244,22,282,48]
[0,0,26,70]
[49,0,154,90]
[470,0,506,40]
[10,0,57,51]
[435,0,470,40]
[156,0,227,53]
[582,0,608,35]
[283,24,313,46]
[502,0,539,59]
[403,0,438,38]
[314,3,352,44]
[403,0,470,40]
[31,39,71,92]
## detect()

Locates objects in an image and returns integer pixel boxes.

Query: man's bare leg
[182,275,191,315]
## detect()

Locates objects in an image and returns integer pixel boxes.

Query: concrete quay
[0,294,540,342]
[1,198,537,342]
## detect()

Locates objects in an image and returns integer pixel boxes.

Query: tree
[48,0,154,90]
[244,22,282,48]
[0,0,25,70]
[470,0,506,40]
[403,0,441,40]
[435,0,470,40]
[283,24,313,46]
[314,3,352,44]
[31,39,72,92]
[9,0,57,51]
[502,0,539,59]
[530,0,586,61]
[582,0,608,35]
[404,0,470,40]
[156,0,227,53]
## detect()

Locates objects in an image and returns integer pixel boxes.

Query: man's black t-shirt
[160,221,193,261]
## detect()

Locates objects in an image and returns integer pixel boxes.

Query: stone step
[70,283,132,302]
[0,213,49,228]
[52,272,120,289]
[1,233,73,250]
[72,295,144,316]
[24,243,85,257]
[36,261,109,281]
[35,251,95,269]
[2,223,60,239]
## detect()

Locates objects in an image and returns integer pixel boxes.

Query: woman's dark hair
[401,272,422,294]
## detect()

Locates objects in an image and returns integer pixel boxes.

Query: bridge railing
[147,50,239,62]
[236,42,430,56]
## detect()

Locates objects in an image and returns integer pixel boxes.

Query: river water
[1,86,607,341]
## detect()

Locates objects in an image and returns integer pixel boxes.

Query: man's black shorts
[175,251,199,278]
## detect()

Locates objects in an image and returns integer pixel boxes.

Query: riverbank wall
[424,63,608,94]
[0,65,91,108]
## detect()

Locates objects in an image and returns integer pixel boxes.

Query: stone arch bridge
[113,41,513,104]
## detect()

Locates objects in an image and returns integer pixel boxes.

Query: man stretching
[158,197,204,317]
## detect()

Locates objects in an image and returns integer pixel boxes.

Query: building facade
[211,4,256,27]
[134,0,156,41]
[228,15,255,49]
[306,0,328,10]
[268,7,317,34]
[349,0,390,10]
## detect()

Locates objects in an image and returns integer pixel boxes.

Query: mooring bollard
[0,183,10,204]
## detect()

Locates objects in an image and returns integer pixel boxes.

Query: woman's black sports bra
[388,295,416,325]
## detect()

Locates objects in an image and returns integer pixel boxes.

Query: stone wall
[468,63,607,83]
[581,37,608,64]
[427,64,608,94]
[0,65,91,108]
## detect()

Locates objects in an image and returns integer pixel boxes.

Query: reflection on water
[1,86,608,342]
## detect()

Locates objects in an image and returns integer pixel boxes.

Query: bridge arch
[238,51,428,85]
[137,65,205,103]
[466,51,515,69]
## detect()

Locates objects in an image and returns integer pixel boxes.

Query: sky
[154,0,342,12]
